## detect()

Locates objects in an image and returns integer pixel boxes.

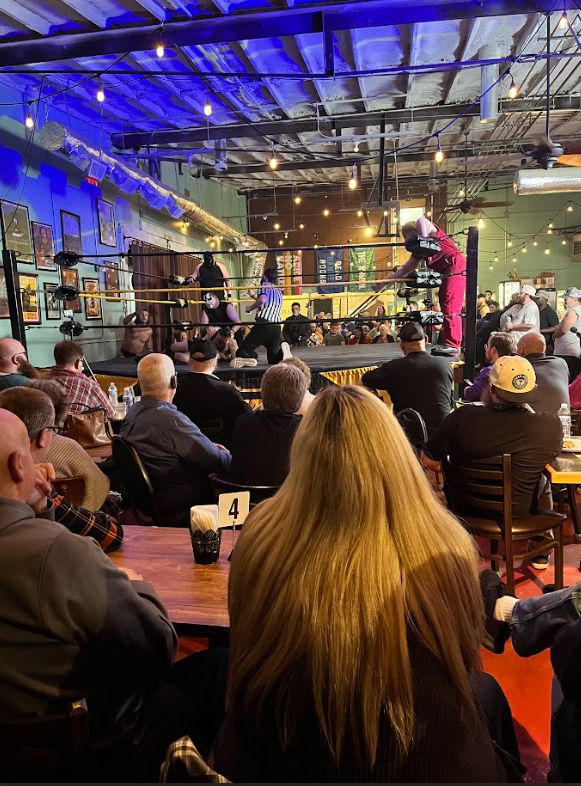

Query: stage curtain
[129,240,202,352]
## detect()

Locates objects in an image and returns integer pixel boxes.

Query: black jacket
[230,411,301,486]
[283,315,311,346]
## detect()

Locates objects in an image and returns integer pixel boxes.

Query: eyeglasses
[45,425,63,435]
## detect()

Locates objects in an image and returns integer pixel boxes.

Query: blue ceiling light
[139,181,168,210]
[109,165,139,194]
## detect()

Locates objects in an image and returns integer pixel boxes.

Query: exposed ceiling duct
[514,168,581,195]
[37,121,264,249]
[479,44,499,125]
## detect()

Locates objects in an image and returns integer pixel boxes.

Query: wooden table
[546,454,581,542]
[110,525,238,640]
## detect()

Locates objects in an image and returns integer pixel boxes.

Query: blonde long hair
[227,385,483,766]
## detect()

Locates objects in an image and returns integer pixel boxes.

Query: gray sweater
[0,498,176,721]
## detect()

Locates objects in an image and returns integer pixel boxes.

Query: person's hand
[27,464,54,512]
[37,462,56,483]
[118,567,144,581]
[245,305,253,313]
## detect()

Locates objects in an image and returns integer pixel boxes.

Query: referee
[231,267,292,367]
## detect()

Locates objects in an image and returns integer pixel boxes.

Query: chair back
[111,436,161,524]
[209,473,278,507]
[444,454,511,522]
[197,417,225,444]
[0,700,90,781]
[396,408,428,455]
[53,476,86,507]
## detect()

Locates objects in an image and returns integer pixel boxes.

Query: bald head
[517,331,546,358]
[137,353,176,400]
[0,408,36,503]
[0,338,27,374]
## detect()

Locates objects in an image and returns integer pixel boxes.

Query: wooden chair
[396,408,428,456]
[209,473,279,509]
[0,700,90,781]
[53,476,86,506]
[444,454,566,595]
[111,436,162,525]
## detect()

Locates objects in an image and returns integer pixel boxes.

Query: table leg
[567,484,581,543]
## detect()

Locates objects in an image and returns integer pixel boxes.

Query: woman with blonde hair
[214,385,515,781]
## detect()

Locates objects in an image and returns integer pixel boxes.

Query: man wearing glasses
[0,338,34,390]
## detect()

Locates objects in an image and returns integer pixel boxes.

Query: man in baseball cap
[488,355,537,403]
[554,287,581,380]
[500,284,540,343]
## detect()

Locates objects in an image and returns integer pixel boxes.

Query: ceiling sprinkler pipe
[37,121,265,250]
[514,168,581,195]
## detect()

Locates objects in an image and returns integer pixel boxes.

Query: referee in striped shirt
[231,267,292,367]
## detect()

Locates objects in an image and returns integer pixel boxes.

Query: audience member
[120,353,230,525]
[554,287,581,381]
[214,386,518,782]
[500,285,540,342]
[477,293,490,319]
[280,357,315,415]
[463,331,515,403]
[485,290,494,304]
[361,322,453,438]
[26,378,110,510]
[306,321,324,346]
[422,356,561,569]
[173,338,249,448]
[372,323,395,344]
[0,387,122,552]
[347,324,368,345]
[0,338,37,390]
[119,309,153,358]
[0,406,226,781]
[283,302,311,346]
[517,332,570,414]
[229,364,306,487]
[46,341,116,419]
[323,321,345,346]
[535,290,559,354]
[476,301,507,366]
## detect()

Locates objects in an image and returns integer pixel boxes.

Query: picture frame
[1,201,33,263]
[60,210,82,255]
[32,221,57,271]
[97,198,116,247]
[60,267,81,313]
[103,262,121,301]
[19,273,41,324]
[83,277,102,320]
[43,282,61,320]
[0,268,9,318]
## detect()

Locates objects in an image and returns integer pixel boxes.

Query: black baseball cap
[187,338,218,362]
[399,321,425,343]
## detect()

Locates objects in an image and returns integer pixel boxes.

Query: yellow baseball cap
[489,355,537,403]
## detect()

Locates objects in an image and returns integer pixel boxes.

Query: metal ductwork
[514,168,581,195]
[479,44,499,125]
[38,121,264,250]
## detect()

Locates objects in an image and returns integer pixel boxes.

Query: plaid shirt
[160,736,230,783]
[46,368,116,419]
[50,489,123,553]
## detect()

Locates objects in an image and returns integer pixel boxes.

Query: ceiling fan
[443,135,513,215]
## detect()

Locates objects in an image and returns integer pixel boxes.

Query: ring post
[463,225,479,381]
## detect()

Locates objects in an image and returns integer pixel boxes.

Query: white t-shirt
[500,300,540,343]
[554,305,581,358]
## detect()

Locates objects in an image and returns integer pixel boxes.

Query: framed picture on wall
[19,273,41,324]
[1,201,33,263]
[60,267,81,313]
[0,268,9,318]
[60,210,82,255]
[97,198,116,247]
[83,277,102,320]
[103,262,121,301]
[43,282,61,320]
[32,221,57,271]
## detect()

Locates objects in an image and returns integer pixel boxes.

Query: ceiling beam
[0,0,577,68]
[112,94,581,148]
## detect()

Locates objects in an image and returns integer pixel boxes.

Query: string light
[434,134,445,163]
[533,240,538,246]
[559,10,568,29]
[273,222,280,230]
[364,226,373,237]
[96,78,105,103]
[512,257,517,263]
[567,203,574,212]
[383,209,389,217]
[278,240,283,246]
[156,42,165,58]
[294,196,302,205]
[24,103,34,129]
[549,222,554,228]
[507,239,513,247]
[548,228,553,234]
[357,209,363,217]
[203,99,212,117]
[269,152,279,170]
[348,165,358,191]
[299,223,305,229]
[353,142,359,153]
[562,238,568,245]
[323,208,330,217]
[545,242,551,255]
[522,247,527,253]
[426,210,432,217]
[508,78,518,99]
[478,218,485,228]
[489,263,494,271]
[494,254,499,262]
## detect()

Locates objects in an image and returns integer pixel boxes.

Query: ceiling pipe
[514,167,581,194]
[479,44,500,124]
[37,122,264,249]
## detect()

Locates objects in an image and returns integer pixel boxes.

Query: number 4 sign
[217,491,250,528]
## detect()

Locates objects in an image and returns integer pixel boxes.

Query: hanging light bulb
[489,263,494,271]
[273,222,280,230]
[434,135,444,164]
[507,239,513,247]
[512,257,517,263]
[545,242,550,255]
[522,247,527,253]
[567,203,574,212]
[348,164,358,191]
[548,228,553,234]
[357,209,363,217]
[96,78,105,103]
[323,208,330,217]
[549,222,554,228]
[494,254,499,262]
[24,103,34,129]
[203,98,212,117]
[294,196,302,205]
[533,240,538,246]
[508,78,518,99]
[299,223,305,230]
[156,42,165,58]
[426,210,432,218]
[559,11,568,29]
[269,152,279,170]
[278,239,283,246]
[562,238,568,245]
[478,218,485,228]
[353,142,359,153]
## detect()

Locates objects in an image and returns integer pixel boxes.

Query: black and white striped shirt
[256,284,282,323]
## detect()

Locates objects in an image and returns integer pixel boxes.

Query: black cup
[190,528,222,564]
